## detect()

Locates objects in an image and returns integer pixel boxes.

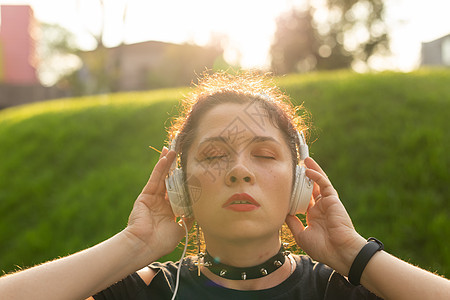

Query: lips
[223,193,260,212]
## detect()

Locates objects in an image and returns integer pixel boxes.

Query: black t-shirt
[93,255,382,299]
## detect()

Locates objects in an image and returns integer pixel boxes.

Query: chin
[207,219,282,242]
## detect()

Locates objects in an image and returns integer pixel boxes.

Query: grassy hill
[0,69,449,277]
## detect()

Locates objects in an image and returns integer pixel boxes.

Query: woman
[0,72,448,299]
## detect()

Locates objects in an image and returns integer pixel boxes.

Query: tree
[270,0,390,73]
[74,0,129,94]
[36,23,82,87]
[270,9,318,74]
[36,1,129,94]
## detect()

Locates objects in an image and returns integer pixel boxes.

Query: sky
[1,0,450,73]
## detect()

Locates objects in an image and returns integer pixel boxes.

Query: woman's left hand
[285,157,366,275]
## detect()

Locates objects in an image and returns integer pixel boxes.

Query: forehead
[193,102,286,148]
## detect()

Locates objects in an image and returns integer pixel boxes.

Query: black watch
[348,237,384,286]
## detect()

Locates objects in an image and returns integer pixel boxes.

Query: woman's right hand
[123,147,189,262]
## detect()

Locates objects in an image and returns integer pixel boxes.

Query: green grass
[1,69,449,277]
[0,89,186,272]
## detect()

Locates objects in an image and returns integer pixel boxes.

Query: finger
[305,167,330,186]
[159,146,169,159]
[152,146,170,194]
[285,214,305,239]
[154,150,176,193]
[304,157,333,193]
[158,150,177,189]
[164,191,170,202]
[307,194,316,210]
[314,194,323,202]
[305,157,328,179]
[142,150,176,195]
[305,168,337,198]
[312,181,321,199]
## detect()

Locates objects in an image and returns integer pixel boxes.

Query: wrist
[118,229,164,268]
[335,234,367,276]
[348,237,384,285]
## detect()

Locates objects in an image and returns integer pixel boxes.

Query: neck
[204,233,282,267]
[198,233,295,290]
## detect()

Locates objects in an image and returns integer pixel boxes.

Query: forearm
[329,236,449,299]
[301,158,450,299]
[0,231,159,300]
[359,250,450,300]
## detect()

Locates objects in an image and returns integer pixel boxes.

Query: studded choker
[198,246,289,280]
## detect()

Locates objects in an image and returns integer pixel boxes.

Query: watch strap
[348,237,384,286]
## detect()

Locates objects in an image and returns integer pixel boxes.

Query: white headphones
[289,131,314,215]
[165,131,313,217]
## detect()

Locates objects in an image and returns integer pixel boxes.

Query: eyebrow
[250,136,281,145]
[198,135,281,147]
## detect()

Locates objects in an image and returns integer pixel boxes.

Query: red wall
[0,5,38,84]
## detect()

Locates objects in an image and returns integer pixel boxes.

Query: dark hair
[168,71,309,171]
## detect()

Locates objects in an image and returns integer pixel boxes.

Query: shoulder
[134,259,183,286]
[292,254,334,280]
[291,255,382,299]
[289,254,334,296]
[92,271,148,300]
[136,266,157,285]
[92,260,183,300]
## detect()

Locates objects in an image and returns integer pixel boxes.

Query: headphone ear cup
[289,165,314,215]
[165,168,193,217]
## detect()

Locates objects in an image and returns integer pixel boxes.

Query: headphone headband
[297,131,309,160]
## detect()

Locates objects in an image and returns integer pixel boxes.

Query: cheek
[186,164,223,212]
[184,172,204,206]
[264,166,294,207]
[265,164,293,187]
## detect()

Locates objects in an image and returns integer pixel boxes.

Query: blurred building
[421,34,450,67]
[0,5,63,109]
[0,5,224,108]
[78,41,223,94]
[0,5,38,84]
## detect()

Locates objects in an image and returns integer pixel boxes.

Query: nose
[225,159,255,185]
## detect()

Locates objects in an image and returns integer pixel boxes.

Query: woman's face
[185,102,294,243]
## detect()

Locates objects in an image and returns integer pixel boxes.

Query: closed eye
[252,148,277,160]
[255,155,275,159]
[253,151,276,159]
